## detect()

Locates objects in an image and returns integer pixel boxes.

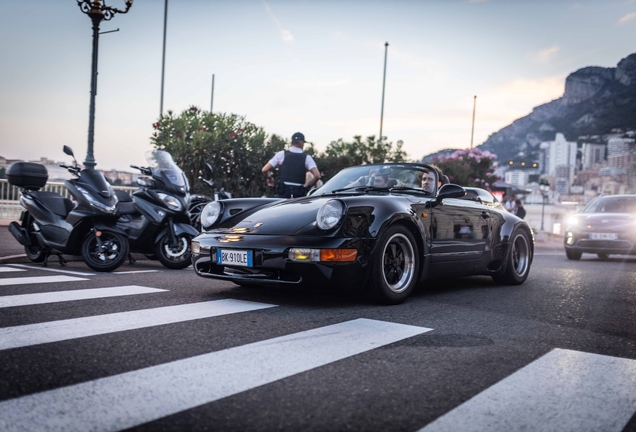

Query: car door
[425,198,491,263]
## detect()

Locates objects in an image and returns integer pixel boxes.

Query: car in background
[191,163,534,305]
[564,194,636,260]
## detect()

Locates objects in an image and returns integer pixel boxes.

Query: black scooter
[188,163,231,232]
[7,146,129,272]
[115,150,199,269]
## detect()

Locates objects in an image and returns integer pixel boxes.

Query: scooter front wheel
[155,232,193,269]
[81,230,129,272]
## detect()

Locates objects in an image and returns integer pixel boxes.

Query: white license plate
[217,249,253,267]
[590,233,618,240]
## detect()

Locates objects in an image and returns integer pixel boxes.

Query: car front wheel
[565,248,582,260]
[368,225,419,305]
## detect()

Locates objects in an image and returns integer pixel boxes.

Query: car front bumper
[564,230,636,255]
[191,234,373,290]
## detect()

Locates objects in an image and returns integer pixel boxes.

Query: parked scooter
[188,163,231,232]
[115,150,199,269]
[7,146,129,271]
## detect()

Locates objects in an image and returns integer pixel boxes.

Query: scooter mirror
[63,145,74,157]
[204,163,213,179]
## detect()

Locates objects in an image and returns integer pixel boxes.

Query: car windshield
[145,150,187,187]
[583,196,636,213]
[312,164,438,196]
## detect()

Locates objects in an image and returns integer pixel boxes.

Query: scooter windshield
[145,150,187,188]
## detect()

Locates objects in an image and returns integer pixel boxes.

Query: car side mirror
[437,184,466,202]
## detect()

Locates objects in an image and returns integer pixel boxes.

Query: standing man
[262,132,321,198]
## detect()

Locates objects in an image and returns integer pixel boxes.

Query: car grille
[577,239,633,249]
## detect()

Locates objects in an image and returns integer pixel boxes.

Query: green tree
[431,148,500,189]
[151,107,278,197]
[150,107,411,196]
[314,135,409,181]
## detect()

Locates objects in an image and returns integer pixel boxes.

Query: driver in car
[347,168,391,188]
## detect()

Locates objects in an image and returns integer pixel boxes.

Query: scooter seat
[31,191,75,217]
[116,201,138,215]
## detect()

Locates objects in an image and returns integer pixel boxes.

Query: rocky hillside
[474,53,636,162]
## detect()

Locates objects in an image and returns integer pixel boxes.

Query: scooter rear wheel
[24,245,46,263]
[81,231,129,272]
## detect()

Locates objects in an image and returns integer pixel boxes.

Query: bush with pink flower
[431,148,500,190]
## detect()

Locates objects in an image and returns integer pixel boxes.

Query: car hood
[574,213,636,230]
[213,197,327,235]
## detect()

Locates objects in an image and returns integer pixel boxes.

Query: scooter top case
[7,162,48,190]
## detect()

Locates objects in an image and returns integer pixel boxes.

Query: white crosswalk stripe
[7,264,96,276]
[0,285,166,308]
[419,348,636,432]
[0,318,432,432]
[0,275,88,286]
[0,299,277,350]
[0,267,26,272]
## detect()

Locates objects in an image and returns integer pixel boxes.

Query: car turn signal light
[289,248,357,262]
[320,249,357,262]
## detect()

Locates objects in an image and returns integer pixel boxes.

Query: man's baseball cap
[292,132,305,141]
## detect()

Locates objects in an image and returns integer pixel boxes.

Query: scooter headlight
[157,192,182,211]
[201,201,223,230]
[76,186,117,213]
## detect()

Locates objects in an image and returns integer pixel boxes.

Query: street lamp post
[539,179,550,232]
[379,42,388,144]
[76,0,134,169]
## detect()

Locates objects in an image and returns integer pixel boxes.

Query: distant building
[581,143,606,170]
[101,170,139,186]
[0,156,22,169]
[540,133,577,192]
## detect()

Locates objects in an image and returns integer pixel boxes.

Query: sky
[1,0,635,171]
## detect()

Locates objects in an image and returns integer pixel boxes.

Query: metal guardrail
[0,179,137,222]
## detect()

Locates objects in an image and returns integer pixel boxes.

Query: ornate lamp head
[77,0,133,21]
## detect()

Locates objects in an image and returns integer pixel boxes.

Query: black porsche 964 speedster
[190,163,533,304]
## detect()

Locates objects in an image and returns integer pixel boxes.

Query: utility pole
[379,42,388,144]
[159,0,168,118]
[210,74,215,113]
[470,95,477,149]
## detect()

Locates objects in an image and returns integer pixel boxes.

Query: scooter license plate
[217,249,253,267]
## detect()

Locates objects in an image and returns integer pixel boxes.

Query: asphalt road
[0,236,635,432]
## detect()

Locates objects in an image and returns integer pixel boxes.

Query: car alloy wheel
[369,224,419,305]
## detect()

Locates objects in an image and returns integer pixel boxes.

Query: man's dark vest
[279,150,306,184]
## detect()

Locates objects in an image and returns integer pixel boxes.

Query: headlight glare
[201,201,223,229]
[316,199,345,230]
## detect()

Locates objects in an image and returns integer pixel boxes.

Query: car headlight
[316,199,345,230]
[567,216,579,227]
[201,201,223,230]
[76,185,117,213]
[157,192,182,211]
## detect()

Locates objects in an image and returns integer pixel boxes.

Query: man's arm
[262,162,275,187]
[304,167,321,188]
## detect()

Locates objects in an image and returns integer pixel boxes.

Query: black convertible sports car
[191,163,533,304]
